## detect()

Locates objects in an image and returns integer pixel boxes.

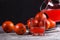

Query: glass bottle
[40,0,60,22]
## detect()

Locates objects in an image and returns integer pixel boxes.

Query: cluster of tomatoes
[27,12,56,30]
[2,11,56,35]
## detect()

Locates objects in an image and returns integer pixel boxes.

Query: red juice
[30,27,45,36]
[44,9,60,22]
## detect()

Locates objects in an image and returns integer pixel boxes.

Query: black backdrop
[0,0,44,25]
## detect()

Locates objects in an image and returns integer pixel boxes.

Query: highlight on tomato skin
[14,23,26,35]
[48,18,56,29]
[2,21,15,33]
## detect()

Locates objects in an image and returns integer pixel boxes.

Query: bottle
[40,0,60,22]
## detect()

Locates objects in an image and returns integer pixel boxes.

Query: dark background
[0,0,44,25]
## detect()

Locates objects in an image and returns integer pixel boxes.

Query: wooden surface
[0,25,60,40]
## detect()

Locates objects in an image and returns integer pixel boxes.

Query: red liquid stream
[44,9,60,22]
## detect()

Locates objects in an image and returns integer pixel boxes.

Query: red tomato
[45,19,50,30]
[38,19,50,30]
[27,18,39,28]
[27,19,31,29]
[2,21,14,33]
[14,23,26,35]
[35,12,47,21]
[30,18,39,27]
[39,20,44,27]
[48,18,56,29]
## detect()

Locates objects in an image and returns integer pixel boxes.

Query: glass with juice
[30,18,45,36]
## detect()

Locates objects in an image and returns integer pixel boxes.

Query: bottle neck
[51,0,60,3]
[45,0,60,9]
[49,0,60,5]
